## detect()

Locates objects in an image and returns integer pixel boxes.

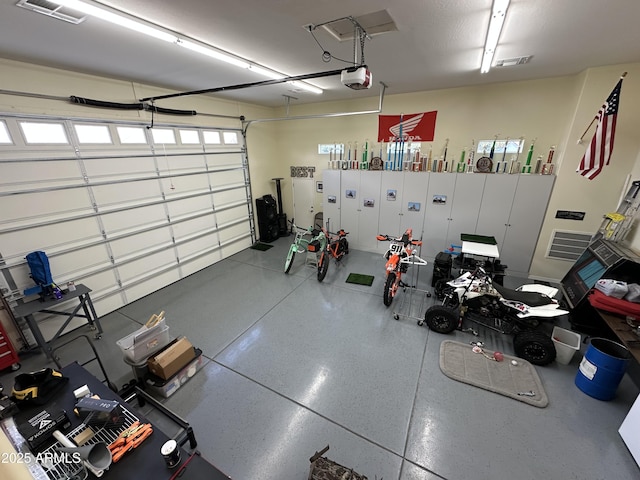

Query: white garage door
[0,114,253,340]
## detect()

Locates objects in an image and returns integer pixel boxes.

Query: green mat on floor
[346,273,375,286]
[251,242,273,251]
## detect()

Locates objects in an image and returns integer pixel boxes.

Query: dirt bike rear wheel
[424,305,459,333]
[383,273,396,306]
[284,251,295,274]
[317,253,329,281]
[513,330,556,366]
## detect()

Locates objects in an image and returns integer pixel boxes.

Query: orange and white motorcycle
[376,228,426,306]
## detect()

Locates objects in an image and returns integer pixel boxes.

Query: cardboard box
[145,349,204,398]
[147,337,195,380]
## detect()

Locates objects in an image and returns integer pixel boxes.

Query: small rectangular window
[20,121,68,144]
[0,121,11,144]
[117,126,147,144]
[75,124,112,144]
[151,128,176,144]
[223,131,238,144]
[179,129,200,144]
[318,144,344,155]
[203,131,221,144]
[477,138,524,155]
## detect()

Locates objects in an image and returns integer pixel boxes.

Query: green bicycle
[284,220,327,274]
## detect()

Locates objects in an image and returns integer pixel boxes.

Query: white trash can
[552,326,581,365]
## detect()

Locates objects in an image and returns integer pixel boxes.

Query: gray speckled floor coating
[3,236,639,479]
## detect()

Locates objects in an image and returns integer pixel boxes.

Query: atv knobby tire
[513,329,556,366]
[424,305,459,333]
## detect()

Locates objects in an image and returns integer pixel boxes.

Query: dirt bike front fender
[385,254,400,272]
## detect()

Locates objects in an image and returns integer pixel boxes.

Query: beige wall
[3,57,640,282]
[532,64,640,280]
[255,65,640,281]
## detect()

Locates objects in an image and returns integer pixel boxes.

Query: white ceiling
[1,0,640,108]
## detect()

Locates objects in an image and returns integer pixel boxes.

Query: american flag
[576,78,623,180]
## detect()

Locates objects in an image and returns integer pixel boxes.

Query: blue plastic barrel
[575,338,630,401]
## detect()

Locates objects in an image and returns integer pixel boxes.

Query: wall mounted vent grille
[547,230,592,261]
[16,0,87,24]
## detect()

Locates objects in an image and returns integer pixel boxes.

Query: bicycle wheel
[383,272,396,306]
[317,252,329,282]
[284,250,296,274]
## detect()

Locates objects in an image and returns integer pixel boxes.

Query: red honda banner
[377,111,437,142]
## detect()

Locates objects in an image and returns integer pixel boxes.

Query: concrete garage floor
[2,237,639,479]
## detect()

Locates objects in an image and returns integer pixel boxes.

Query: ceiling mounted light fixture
[47,0,323,94]
[480,0,510,74]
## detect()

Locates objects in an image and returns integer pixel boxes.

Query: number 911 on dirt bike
[376,229,427,307]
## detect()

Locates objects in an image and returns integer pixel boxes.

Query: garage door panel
[164,176,211,198]
[212,188,248,206]
[167,195,213,219]
[205,152,243,168]
[108,229,173,259]
[163,153,206,171]
[50,246,112,279]
[1,116,251,321]
[215,205,249,225]
[124,269,181,305]
[83,156,157,178]
[217,222,251,244]
[180,251,223,277]
[221,236,252,258]
[100,205,167,233]
[117,250,177,282]
[176,232,220,260]
[2,189,94,224]
[92,179,162,206]
[208,169,245,187]
[0,160,83,190]
[0,218,103,260]
[173,215,216,239]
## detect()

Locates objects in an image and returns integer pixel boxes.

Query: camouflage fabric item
[308,446,368,480]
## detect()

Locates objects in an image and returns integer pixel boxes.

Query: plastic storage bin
[117,319,171,363]
[552,326,581,365]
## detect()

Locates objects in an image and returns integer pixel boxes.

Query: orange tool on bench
[108,421,153,463]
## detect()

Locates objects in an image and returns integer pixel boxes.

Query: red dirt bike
[376,228,423,306]
[317,228,349,282]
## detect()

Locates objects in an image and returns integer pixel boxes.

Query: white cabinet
[322,170,341,233]
[424,174,486,259]
[424,173,457,259]
[476,174,555,276]
[476,174,519,246]
[443,174,486,253]
[322,169,555,277]
[378,171,430,253]
[378,172,406,252]
[499,175,555,276]
[399,172,430,239]
[339,170,382,251]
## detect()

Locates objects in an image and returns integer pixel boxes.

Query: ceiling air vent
[495,56,533,67]
[316,10,397,42]
[16,0,87,24]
